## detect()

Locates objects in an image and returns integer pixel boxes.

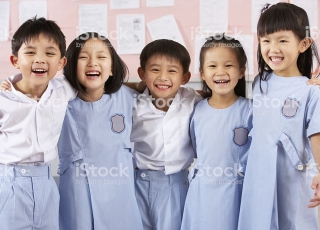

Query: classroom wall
[1,0,319,85]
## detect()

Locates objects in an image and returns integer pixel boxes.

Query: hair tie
[261,4,273,14]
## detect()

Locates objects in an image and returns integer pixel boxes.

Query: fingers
[308,199,320,208]
[307,78,320,85]
[0,81,11,91]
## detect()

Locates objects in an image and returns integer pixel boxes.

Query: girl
[238,3,320,230]
[180,34,253,230]
[57,33,143,230]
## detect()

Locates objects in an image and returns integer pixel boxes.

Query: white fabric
[131,87,202,175]
[0,74,76,164]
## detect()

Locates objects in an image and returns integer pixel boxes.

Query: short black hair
[140,39,190,74]
[11,16,66,57]
[257,3,320,80]
[199,34,247,98]
[63,32,128,94]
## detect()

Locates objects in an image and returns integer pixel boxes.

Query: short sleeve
[306,87,320,137]
[189,107,197,158]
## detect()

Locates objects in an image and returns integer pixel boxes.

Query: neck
[78,88,104,102]
[13,81,46,101]
[208,92,239,109]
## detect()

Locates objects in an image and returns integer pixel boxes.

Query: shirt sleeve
[306,87,320,138]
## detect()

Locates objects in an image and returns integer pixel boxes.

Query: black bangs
[257,3,308,39]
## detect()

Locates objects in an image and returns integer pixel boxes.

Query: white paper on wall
[110,0,139,9]
[200,0,228,34]
[146,0,174,7]
[19,0,47,26]
[147,15,185,46]
[116,14,145,54]
[0,1,10,41]
[79,4,108,37]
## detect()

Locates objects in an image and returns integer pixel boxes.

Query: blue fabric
[58,85,143,230]
[135,169,188,230]
[238,72,320,230]
[181,97,252,230]
[0,165,59,230]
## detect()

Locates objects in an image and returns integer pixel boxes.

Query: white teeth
[32,69,47,72]
[157,85,170,89]
[270,57,283,62]
[214,80,229,83]
[86,71,100,75]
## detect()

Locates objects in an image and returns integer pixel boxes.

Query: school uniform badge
[233,127,249,146]
[282,98,299,118]
[110,114,125,133]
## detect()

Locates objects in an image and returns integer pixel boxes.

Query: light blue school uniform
[238,72,320,230]
[181,97,252,230]
[57,85,143,230]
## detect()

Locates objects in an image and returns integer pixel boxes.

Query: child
[180,35,252,230]
[57,32,143,230]
[0,17,76,229]
[238,3,320,230]
[130,39,203,230]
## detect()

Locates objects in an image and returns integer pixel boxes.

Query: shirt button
[141,173,146,178]
[297,164,304,171]
[20,169,27,174]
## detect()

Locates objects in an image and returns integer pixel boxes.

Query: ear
[137,67,146,82]
[181,71,191,85]
[199,69,205,80]
[299,37,312,53]
[10,55,19,69]
[57,57,67,71]
[239,67,246,79]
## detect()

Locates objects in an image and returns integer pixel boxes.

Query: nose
[269,41,280,53]
[87,58,98,67]
[33,54,46,64]
[215,66,226,76]
[158,72,168,81]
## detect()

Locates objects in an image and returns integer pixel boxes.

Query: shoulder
[180,87,203,103]
[51,76,77,100]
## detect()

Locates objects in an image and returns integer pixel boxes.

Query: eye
[46,52,55,56]
[225,64,233,68]
[98,56,106,59]
[151,68,159,72]
[208,65,216,68]
[261,39,269,43]
[78,56,87,59]
[26,51,35,55]
[279,40,287,43]
[169,70,177,73]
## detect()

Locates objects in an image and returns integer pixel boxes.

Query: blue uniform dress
[181,97,252,230]
[238,72,320,230]
[57,85,143,230]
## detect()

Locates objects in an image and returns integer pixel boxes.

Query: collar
[134,87,192,116]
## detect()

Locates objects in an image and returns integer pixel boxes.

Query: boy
[130,39,202,230]
[0,17,76,229]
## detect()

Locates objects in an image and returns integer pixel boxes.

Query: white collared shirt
[0,74,77,165]
[131,87,202,175]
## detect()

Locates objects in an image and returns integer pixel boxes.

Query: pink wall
[0,0,319,81]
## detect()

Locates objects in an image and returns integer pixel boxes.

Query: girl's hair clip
[261,4,273,14]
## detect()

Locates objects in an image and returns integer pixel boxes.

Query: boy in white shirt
[131,39,202,230]
[0,17,75,229]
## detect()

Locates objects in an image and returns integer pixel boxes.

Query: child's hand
[0,80,11,91]
[308,173,320,208]
[307,78,320,86]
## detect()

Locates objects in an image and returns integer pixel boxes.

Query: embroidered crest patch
[282,98,299,118]
[110,114,125,133]
[234,127,249,146]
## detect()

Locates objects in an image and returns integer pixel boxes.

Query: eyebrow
[23,45,59,51]
[79,50,107,54]
[148,63,179,68]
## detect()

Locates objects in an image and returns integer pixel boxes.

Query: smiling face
[76,38,113,97]
[138,55,190,111]
[259,30,310,77]
[10,33,66,93]
[200,46,245,99]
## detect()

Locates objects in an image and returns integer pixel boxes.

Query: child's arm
[0,80,11,91]
[309,133,320,208]
[307,78,320,86]
[124,81,146,93]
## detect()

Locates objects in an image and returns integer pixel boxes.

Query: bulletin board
[0,0,319,81]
